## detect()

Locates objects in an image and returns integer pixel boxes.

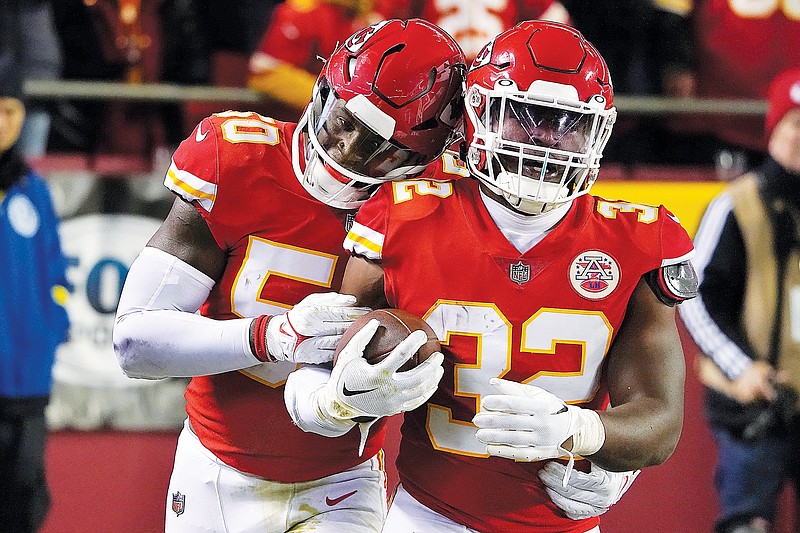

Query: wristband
[250,315,273,362]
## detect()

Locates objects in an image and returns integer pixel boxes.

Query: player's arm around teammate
[338,250,659,517]
[113,196,368,378]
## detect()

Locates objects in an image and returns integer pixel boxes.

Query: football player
[112,19,463,533]
[287,20,697,532]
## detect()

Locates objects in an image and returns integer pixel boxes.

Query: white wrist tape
[571,408,606,457]
[113,247,258,379]
[556,407,606,489]
[284,365,355,437]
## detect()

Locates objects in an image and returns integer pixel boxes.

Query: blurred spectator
[247,0,373,120]
[680,67,800,533]
[50,0,165,154]
[373,0,569,63]
[50,0,219,155]
[0,76,70,532]
[652,0,800,169]
[561,0,662,165]
[0,0,63,158]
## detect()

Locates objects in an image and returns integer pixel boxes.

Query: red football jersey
[689,0,800,150]
[164,111,386,482]
[373,0,563,62]
[344,178,694,532]
[254,2,364,75]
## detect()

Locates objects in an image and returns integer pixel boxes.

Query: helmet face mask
[292,110,381,210]
[308,78,431,183]
[465,21,616,215]
[293,19,466,209]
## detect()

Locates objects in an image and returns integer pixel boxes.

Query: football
[334,308,441,372]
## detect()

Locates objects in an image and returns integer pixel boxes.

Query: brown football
[334,308,441,372]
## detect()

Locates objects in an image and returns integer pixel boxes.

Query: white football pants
[165,420,387,532]
[383,484,601,533]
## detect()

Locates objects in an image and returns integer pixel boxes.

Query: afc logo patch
[171,491,186,517]
[569,250,619,299]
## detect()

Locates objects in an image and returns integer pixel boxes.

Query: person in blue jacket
[0,74,70,533]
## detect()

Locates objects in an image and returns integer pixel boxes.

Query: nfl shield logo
[345,213,356,232]
[171,491,185,517]
[509,261,530,285]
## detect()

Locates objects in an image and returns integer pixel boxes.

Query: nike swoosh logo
[325,489,357,506]
[195,124,208,142]
[342,384,378,396]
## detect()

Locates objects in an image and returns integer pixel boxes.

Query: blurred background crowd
[4,0,796,171]
[3,1,800,532]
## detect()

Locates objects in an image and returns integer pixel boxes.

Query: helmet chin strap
[491,171,569,215]
[503,192,564,216]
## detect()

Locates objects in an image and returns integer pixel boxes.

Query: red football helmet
[465,20,616,215]
[293,19,466,209]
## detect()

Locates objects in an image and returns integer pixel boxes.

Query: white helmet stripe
[345,94,396,140]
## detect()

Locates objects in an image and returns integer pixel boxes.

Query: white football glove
[258,292,370,364]
[539,461,640,520]
[473,378,605,484]
[316,318,445,423]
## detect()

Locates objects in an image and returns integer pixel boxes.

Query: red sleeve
[357,184,392,232]
[166,113,294,250]
[169,116,221,218]
[344,184,393,260]
[659,205,695,265]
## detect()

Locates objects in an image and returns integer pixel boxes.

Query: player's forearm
[114,310,256,378]
[113,247,260,379]
[593,280,686,471]
[590,398,683,471]
[284,365,355,437]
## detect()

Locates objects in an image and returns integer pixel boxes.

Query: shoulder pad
[386,179,455,221]
[644,261,698,307]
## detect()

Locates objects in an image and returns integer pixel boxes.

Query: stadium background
[14,1,791,530]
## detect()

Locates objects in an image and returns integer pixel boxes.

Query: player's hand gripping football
[473,378,606,484]
[316,318,445,423]
[254,292,371,364]
[538,461,640,520]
